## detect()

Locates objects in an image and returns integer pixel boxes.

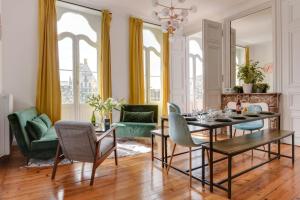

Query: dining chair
[167,112,208,187]
[51,121,118,186]
[168,102,181,114]
[167,102,219,141]
[233,105,264,136]
[233,105,265,155]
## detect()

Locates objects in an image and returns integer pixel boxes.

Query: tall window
[188,39,203,112]
[235,46,246,85]
[143,26,163,110]
[57,3,101,120]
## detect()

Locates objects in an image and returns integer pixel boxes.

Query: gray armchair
[51,121,118,185]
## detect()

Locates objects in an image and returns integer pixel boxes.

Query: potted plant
[237,61,265,93]
[233,86,243,93]
[87,95,126,130]
[254,83,270,93]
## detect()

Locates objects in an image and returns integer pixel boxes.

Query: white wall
[2,0,38,111]
[0,0,3,94]
[1,0,130,122]
[249,41,273,91]
[281,0,300,145]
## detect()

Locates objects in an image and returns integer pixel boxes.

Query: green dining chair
[167,112,208,187]
[167,102,181,114]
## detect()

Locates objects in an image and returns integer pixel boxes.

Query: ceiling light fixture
[152,0,197,36]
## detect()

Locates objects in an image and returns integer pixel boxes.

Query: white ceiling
[67,0,271,35]
[231,8,272,46]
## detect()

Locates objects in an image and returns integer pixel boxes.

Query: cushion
[122,111,154,123]
[99,137,114,156]
[233,120,264,131]
[115,122,157,137]
[39,114,52,128]
[26,117,48,140]
[25,122,38,141]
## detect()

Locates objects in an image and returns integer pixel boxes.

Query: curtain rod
[144,21,161,27]
[57,0,112,14]
[58,0,159,26]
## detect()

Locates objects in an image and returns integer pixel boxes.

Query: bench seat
[202,129,294,156]
[202,129,295,199]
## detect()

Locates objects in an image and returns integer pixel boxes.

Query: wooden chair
[51,121,118,185]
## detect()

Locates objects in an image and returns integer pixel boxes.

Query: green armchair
[7,107,58,161]
[115,104,158,137]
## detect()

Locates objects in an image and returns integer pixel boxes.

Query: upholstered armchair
[115,104,158,137]
[52,121,118,185]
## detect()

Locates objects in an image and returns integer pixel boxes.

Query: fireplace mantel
[221,93,281,129]
[221,93,281,112]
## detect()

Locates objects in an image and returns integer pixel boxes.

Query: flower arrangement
[87,95,126,119]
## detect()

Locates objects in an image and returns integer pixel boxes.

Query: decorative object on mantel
[223,87,234,94]
[152,0,197,35]
[87,95,126,130]
[253,83,270,93]
[237,60,265,93]
[233,86,243,93]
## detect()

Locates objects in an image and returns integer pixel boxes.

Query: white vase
[243,83,253,93]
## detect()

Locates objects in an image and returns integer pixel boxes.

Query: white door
[170,35,187,113]
[202,19,223,110]
[282,0,300,145]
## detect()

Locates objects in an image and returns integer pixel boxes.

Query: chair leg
[233,129,237,137]
[114,148,118,166]
[206,149,210,162]
[189,147,192,188]
[90,161,97,186]
[51,145,62,180]
[90,142,100,186]
[214,129,218,141]
[26,157,30,166]
[166,143,176,174]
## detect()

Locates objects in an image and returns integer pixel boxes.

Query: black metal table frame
[157,114,282,193]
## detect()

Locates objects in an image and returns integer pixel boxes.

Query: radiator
[0,94,13,157]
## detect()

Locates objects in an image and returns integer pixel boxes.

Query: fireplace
[221,93,281,129]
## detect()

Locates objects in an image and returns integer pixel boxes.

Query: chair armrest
[96,127,116,143]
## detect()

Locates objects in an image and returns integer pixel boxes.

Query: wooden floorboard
[0,142,299,200]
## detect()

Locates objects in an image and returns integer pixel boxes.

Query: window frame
[57,2,101,120]
[143,25,163,105]
[187,38,204,112]
[235,45,247,86]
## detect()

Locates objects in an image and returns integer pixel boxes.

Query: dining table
[161,112,281,192]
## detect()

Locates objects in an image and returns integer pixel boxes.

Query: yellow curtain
[99,10,112,100]
[36,0,61,122]
[129,17,144,104]
[245,47,250,65]
[162,32,170,116]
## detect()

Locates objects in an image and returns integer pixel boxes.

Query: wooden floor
[0,140,299,200]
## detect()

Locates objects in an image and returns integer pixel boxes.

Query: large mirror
[230,7,273,92]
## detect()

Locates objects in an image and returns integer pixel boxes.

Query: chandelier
[152,0,197,35]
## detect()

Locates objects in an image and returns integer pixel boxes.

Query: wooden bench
[202,129,295,199]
